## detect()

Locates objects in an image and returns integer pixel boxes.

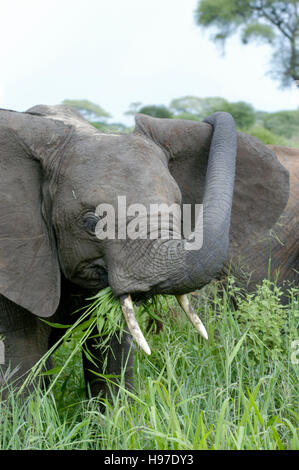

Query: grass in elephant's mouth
[17,287,163,396]
[2,280,298,450]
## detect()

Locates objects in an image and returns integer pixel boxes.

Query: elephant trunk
[119,113,236,353]
[156,112,237,293]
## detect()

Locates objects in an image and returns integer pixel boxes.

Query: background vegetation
[195,0,299,89]
[63,97,299,147]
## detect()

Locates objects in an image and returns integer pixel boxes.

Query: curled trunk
[155,112,237,294]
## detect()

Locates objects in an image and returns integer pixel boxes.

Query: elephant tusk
[176,294,208,340]
[120,294,151,355]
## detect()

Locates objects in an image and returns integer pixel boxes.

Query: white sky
[0,0,298,125]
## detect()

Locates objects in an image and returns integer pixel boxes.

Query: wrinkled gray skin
[0,105,289,398]
[222,144,298,299]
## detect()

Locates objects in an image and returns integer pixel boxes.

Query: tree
[169,95,227,118]
[195,0,299,87]
[262,109,299,137]
[169,95,256,128]
[138,105,173,118]
[124,102,143,116]
[124,103,173,118]
[219,101,256,128]
[246,125,287,144]
[62,99,110,121]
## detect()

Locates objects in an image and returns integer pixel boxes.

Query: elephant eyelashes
[83,214,98,233]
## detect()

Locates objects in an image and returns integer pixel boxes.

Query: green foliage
[124,102,143,116]
[195,0,299,87]
[244,126,287,145]
[227,279,299,364]
[169,95,227,118]
[138,105,173,119]
[170,96,256,128]
[62,99,110,121]
[61,96,299,144]
[262,109,299,139]
[169,95,298,145]
[61,100,133,134]
[219,101,256,129]
[241,22,275,45]
[195,0,251,39]
[124,103,173,119]
[16,288,126,396]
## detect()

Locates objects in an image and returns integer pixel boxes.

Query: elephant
[0,104,289,398]
[220,144,298,300]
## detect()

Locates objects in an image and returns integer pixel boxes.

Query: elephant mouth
[73,258,208,355]
[71,259,109,290]
[119,292,208,355]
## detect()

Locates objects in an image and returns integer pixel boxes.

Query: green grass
[0,280,298,450]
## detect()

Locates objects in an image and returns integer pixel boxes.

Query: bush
[234,280,298,364]
[262,110,299,139]
[244,126,287,145]
[220,101,256,129]
[139,105,173,119]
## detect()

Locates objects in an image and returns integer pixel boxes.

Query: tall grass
[0,280,298,450]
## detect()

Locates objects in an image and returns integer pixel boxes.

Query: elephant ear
[134,114,290,246]
[0,114,60,317]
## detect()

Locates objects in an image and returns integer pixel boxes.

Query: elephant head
[0,105,289,352]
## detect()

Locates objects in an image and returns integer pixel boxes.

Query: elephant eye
[83,213,98,233]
